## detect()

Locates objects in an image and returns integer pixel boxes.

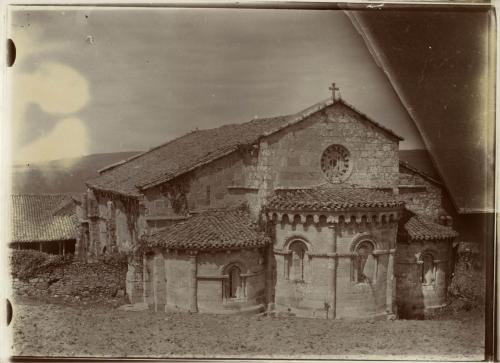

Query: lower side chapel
[75,92,458,319]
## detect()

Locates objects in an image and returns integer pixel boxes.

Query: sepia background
[3,3,494,360]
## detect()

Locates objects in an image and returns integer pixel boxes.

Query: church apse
[265,188,403,319]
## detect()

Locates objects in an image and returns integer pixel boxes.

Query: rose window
[320,144,352,183]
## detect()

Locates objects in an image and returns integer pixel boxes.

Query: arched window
[287,241,308,281]
[228,266,241,298]
[421,253,435,285]
[223,264,245,300]
[353,240,376,283]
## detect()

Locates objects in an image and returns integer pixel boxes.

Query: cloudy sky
[8,7,424,164]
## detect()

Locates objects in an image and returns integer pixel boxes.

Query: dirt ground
[9,297,484,360]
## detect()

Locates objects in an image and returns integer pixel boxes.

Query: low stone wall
[12,261,127,305]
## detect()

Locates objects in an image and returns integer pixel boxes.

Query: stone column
[74,225,81,260]
[142,253,149,305]
[153,253,159,312]
[126,252,143,304]
[188,251,198,313]
[266,244,275,312]
[327,225,338,319]
[150,252,167,312]
[164,251,169,312]
[434,259,447,305]
[386,249,396,315]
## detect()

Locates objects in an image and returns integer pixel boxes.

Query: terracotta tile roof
[10,195,78,243]
[88,98,403,197]
[266,187,404,211]
[144,208,269,251]
[404,214,458,240]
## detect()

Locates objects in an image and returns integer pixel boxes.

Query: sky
[8,7,424,164]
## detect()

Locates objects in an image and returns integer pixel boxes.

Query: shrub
[10,249,72,281]
[447,257,485,315]
[99,251,128,269]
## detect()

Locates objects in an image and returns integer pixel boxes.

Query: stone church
[75,89,458,319]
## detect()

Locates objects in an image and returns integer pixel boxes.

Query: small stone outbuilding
[10,194,78,255]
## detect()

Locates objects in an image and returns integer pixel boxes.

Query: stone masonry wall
[139,248,266,313]
[399,166,442,219]
[262,103,400,192]
[197,249,266,313]
[85,190,135,261]
[273,218,398,318]
[142,151,261,222]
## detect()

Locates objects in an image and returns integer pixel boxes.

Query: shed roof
[404,214,458,241]
[10,194,78,243]
[88,98,402,197]
[143,208,269,251]
[266,187,404,211]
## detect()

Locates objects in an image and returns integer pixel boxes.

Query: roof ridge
[98,130,204,174]
[97,116,276,177]
[97,99,333,182]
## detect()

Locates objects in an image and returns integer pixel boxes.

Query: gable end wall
[260,103,400,192]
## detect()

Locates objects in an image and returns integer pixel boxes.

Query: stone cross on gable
[329,82,340,101]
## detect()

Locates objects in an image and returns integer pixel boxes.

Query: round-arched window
[287,240,308,281]
[354,240,376,283]
[227,266,242,298]
[320,144,352,183]
[421,253,436,286]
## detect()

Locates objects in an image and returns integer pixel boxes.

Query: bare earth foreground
[10,298,484,360]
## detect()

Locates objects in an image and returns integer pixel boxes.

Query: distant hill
[11,149,436,195]
[11,152,141,194]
